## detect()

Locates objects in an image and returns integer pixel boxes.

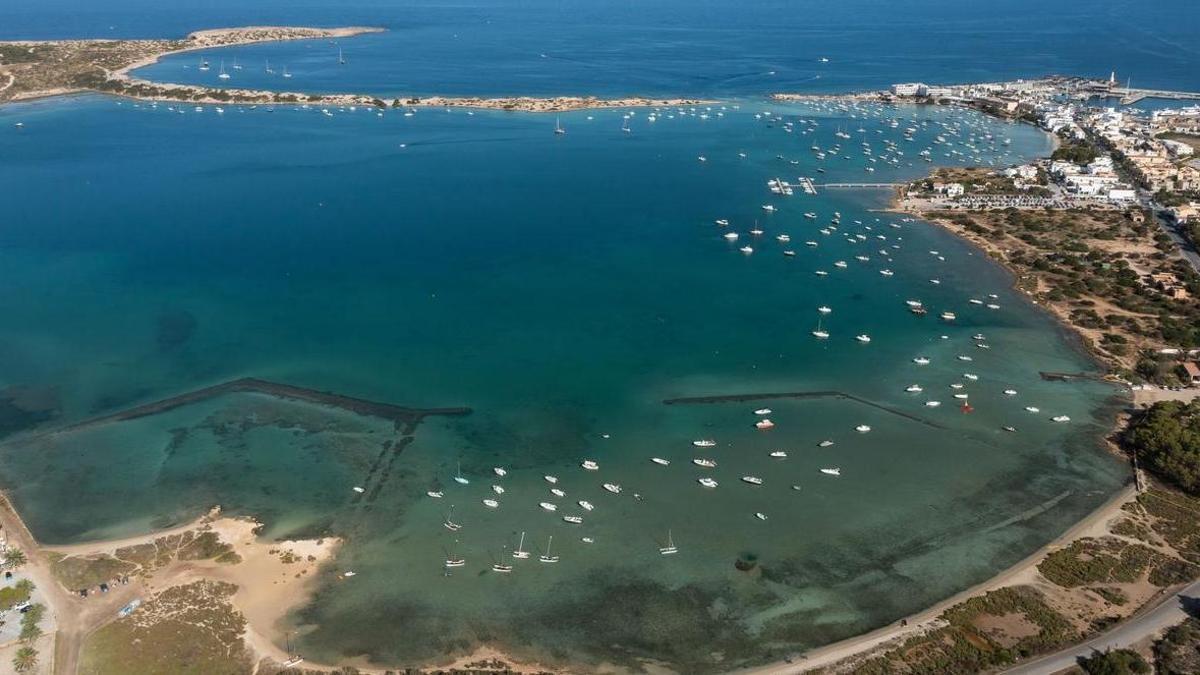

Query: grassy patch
[1038,537,1196,588]
[0,579,33,610]
[50,555,136,591]
[79,580,251,675]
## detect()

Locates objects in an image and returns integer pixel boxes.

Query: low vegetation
[79,580,252,675]
[1154,617,1200,674]
[1079,648,1150,674]
[1037,537,1195,588]
[49,526,239,592]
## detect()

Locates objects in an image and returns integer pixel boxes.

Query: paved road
[1002,579,1200,674]
[1152,210,1200,274]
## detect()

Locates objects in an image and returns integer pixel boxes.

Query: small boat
[444,506,462,531]
[953,393,969,400]
[582,537,595,544]
[913,357,930,365]
[972,334,986,340]
[692,439,716,448]
[926,401,942,407]
[963,373,979,381]
[581,460,599,471]
[697,477,719,488]
[342,571,356,578]
[855,334,871,343]
[715,219,730,226]
[513,531,530,559]
[762,205,777,212]
[818,440,835,447]
[742,476,764,485]
[769,450,788,458]
[550,488,566,497]
[539,502,558,512]
[855,425,871,433]
[739,246,754,254]
[755,419,775,429]
[817,306,833,314]
[777,234,791,243]
[1003,426,1017,432]
[957,355,974,362]
[724,232,739,241]
[754,512,768,521]
[444,558,466,568]
[692,458,717,468]
[651,457,670,466]
[820,468,841,476]
[905,385,923,393]
[454,462,469,485]
[1051,415,1071,423]
[940,312,956,321]
[660,529,679,555]
[563,515,584,524]
[1025,406,1041,413]
[539,536,559,563]
[554,117,566,135]
[492,562,513,573]
[492,485,505,495]
[482,498,499,509]
[544,475,558,484]
[427,490,444,498]
[603,483,622,494]
[578,500,594,511]
[493,467,507,477]
[754,408,773,415]
[791,484,803,491]
[1003,389,1018,396]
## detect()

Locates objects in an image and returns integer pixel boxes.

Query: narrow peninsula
[0,26,708,112]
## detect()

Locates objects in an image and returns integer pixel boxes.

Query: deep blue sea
[1,1,1194,672]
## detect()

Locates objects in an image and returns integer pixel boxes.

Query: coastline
[0,25,713,113]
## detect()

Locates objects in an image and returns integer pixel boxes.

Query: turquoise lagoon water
[0,95,1129,671]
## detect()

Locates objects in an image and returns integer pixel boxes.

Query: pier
[54,377,471,435]
[663,390,948,429]
[1107,87,1200,105]
[815,183,902,189]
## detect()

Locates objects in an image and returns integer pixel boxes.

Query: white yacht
[754,512,769,521]
[427,490,444,498]
[820,468,841,476]
[1051,415,1071,423]
[603,483,622,494]
[651,457,670,466]
[581,460,599,471]
[544,475,558,484]
[659,530,678,555]
[905,385,923,393]
[539,502,558,512]
[1025,406,1041,413]
[453,462,469,485]
[492,562,513,573]
[692,439,717,448]
[512,532,530,559]
[491,485,505,495]
[1004,389,1018,396]
[697,477,719,488]
[818,440,835,447]
[550,488,566,498]
[913,357,931,365]
[769,450,788,458]
[493,467,507,477]
[741,476,764,485]
[692,458,717,468]
[855,425,871,433]
[578,500,594,511]
[855,334,871,343]
[754,408,772,415]
[817,306,833,314]
[755,418,775,429]
[925,400,942,407]
[539,536,559,563]
[562,515,584,525]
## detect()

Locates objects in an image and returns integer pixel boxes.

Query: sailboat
[218,60,230,80]
[621,117,631,134]
[659,529,678,555]
[812,318,829,339]
[444,540,466,567]
[539,536,559,563]
[265,59,275,75]
[512,531,530,559]
[338,46,346,65]
[282,65,292,79]
[232,57,242,70]
[443,505,462,532]
[198,57,210,71]
[453,461,469,485]
[554,117,566,135]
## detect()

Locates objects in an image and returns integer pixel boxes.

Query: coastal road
[1152,210,1200,274]
[1001,579,1200,675]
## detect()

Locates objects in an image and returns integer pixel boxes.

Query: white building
[1107,188,1137,203]
[891,83,924,96]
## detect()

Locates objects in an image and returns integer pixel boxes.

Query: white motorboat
[578,500,594,511]
[1025,406,1040,413]
[820,468,841,476]
[913,357,931,365]
[855,334,871,343]
[603,483,622,494]
[493,467,507,477]
[754,408,772,415]
[742,476,764,485]
[769,450,788,458]
[550,488,566,498]
[855,425,871,433]
[539,502,558,512]
[692,439,717,447]
[754,512,768,521]
[482,498,499,509]
[692,458,717,468]
[651,457,670,466]
[581,460,599,471]
[755,419,776,429]
[562,515,583,524]
[818,440,835,447]
[905,385,923,393]
[492,485,505,495]
[1051,415,1071,423]
[925,400,941,407]
[697,477,719,488]
[544,475,558,484]
[427,490,444,499]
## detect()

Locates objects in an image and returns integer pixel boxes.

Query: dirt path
[0,494,145,675]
